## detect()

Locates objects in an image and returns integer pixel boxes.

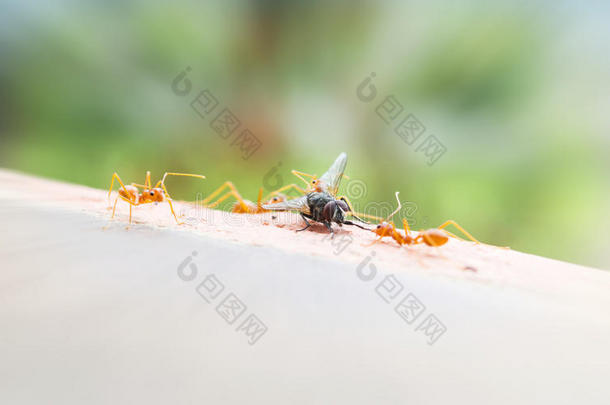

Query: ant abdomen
[119,185,139,203]
[420,229,449,247]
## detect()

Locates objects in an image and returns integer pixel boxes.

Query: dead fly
[262,191,369,237]
[269,152,381,222]
[368,192,480,247]
[202,181,287,214]
[262,153,370,236]
[107,171,206,224]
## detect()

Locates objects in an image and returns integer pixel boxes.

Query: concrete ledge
[1,169,609,404]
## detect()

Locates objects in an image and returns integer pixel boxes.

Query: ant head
[373,221,392,236]
[310,178,323,191]
[141,188,164,203]
[151,188,165,202]
[266,195,285,205]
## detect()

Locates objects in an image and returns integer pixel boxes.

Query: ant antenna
[161,172,206,187]
[385,191,402,221]
[161,172,170,186]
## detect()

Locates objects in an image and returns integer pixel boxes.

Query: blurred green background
[1,0,609,268]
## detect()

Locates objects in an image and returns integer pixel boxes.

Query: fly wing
[262,195,310,215]
[319,152,347,196]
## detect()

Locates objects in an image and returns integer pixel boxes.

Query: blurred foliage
[1,0,608,268]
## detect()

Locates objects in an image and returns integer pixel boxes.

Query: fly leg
[324,221,334,238]
[296,213,312,232]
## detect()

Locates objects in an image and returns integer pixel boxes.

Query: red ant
[107,171,206,224]
[202,181,288,213]
[368,192,480,247]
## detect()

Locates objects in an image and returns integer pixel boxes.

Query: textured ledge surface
[1,169,609,404]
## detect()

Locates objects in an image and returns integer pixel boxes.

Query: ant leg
[296,213,312,232]
[390,222,405,248]
[130,173,150,190]
[437,220,480,243]
[324,221,334,238]
[401,218,413,237]
[131,171,153,190]
[103,195,122,230]
[165,199,182,224]
[270,183,307,197]
[111,195,119,219]
[338,195,383,223]
[337,195,353,209]
[110,194,138,224]
[203,181,247,210]
[412,234,425,245]
[108,172,129,203]
[290,170,349,185]
[159,182,183,224]
[440,230,463,241]
[352,212,383,222]
[122,195,137,224]
[203,182,250,212]
[365,225,390,246]
[210,190,251,212]
[157,172,206,218]
[256,187,263,208]
[291,170,317,189]
[157,172,206,203]
[367,237,382,246]
[202,182,232,206]
[402,218,411,232]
